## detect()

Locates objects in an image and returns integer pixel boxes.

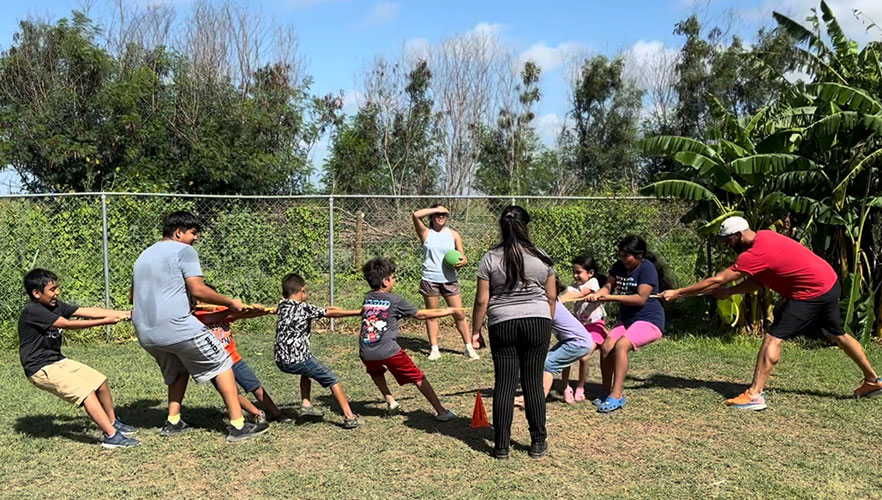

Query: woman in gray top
[471,205,555,459]
[412,204,477,361]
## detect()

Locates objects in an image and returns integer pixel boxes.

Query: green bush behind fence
[0,194,709,349]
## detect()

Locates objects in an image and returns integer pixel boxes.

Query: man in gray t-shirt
[131,211,267,442]
[133,241,206,347]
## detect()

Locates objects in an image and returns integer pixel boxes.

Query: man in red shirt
[660,216,882,410]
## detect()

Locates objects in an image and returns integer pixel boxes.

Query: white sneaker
[435,410,456,422]
[463,344,480,360]
[427,347,441,361]
[386,400,400,416]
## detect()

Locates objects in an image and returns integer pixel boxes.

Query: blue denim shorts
[544,341,592,374]
[232,359,261,393]
[276,356,339,388]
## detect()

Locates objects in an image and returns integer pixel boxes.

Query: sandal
[596,395,625,414]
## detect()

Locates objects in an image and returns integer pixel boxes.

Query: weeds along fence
[0,193,712,347]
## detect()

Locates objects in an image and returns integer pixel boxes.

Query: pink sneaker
[563,386,575,404]
[573,387,585,402]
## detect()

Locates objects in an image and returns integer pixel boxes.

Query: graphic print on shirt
[615,273,638,295]
[207,321,232,348]
[361,299,391,345]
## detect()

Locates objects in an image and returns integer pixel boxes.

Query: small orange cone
[470,391,490,429]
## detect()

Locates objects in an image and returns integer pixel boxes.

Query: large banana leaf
[700,210,745,236]
[755,129,803,154]
[672,151,720,172]
[815,82,882,113]
[773,11,825,51]
[773,170,831,192]
[640,179,718,204]
[672,151,744,195]
[782,195,848,225]
[819,1,858,62]
[639,136,718,159]
[730,154,819,185]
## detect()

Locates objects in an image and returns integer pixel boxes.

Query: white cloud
[623,39,679,87]
[404,37,431,63]
[342,89,364,114]
[360,1,400,28]
[517,41,585,72]
[533,112,572,146]
[469,22,504,37]
[285,0,349,7]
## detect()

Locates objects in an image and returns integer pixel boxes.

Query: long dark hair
[495,205,553,291]
[617,235,674,291]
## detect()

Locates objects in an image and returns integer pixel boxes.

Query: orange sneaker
[853,378,882,398]
[724,390,767,410]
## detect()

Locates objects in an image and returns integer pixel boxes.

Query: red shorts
[361,349,425,386]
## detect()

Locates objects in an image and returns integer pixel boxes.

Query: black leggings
[488,317,551,450]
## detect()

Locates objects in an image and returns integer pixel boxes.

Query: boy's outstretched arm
[74,307,131,320]
[414,307,455,321]
[52,316,121,330]
[324,306,363,318]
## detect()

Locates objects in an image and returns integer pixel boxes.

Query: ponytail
[496,205,553,291]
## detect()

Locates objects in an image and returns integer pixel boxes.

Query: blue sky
[1,0,879,193]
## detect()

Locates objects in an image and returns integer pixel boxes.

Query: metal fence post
[328,196,335,331]
[100,193,111,341]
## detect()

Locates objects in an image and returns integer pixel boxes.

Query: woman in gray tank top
[412,204,478,361]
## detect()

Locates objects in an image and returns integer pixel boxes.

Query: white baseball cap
[717,216,750,238]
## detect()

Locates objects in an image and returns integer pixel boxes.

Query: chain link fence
[0,193,711,347]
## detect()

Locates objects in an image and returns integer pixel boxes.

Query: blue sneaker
[590,393,609,408]
[113,418,136,437]
[596,395,625,414]
[101,431,140,449]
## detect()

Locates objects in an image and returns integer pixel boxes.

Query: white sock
[430,345,440,352]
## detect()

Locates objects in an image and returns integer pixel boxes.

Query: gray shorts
[143,330,233,385]
[419,279,461,298]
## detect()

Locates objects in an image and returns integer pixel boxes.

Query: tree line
[0,0,803,196]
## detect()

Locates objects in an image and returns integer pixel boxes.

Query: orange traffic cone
[470,391,490,429]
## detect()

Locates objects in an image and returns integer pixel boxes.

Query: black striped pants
[488,317,551,450]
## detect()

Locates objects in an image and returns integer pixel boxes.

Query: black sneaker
[528,440,548,458]
[226,421,269,443]
[102,432,140,449]
[342,415,361,429]
[113,418,137,437]
[160,419,191,437]
[493,448,509,460]
[297,405,324,422]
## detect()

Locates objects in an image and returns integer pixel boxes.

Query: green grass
[1,319,881,500]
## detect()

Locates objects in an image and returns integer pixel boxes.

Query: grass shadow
[314,395,418,418]
[117,398,229,431]
[14,415,97,444]
[401,409,495,456]
[628,374,848,399]
[396,335,461,356]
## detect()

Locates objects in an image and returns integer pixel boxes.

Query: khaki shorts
[28,358,107,406]
[418,279,461,298]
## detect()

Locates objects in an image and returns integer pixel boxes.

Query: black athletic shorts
[769,280,842,340]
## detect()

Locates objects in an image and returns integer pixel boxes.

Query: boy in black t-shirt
[18,269,139,448]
